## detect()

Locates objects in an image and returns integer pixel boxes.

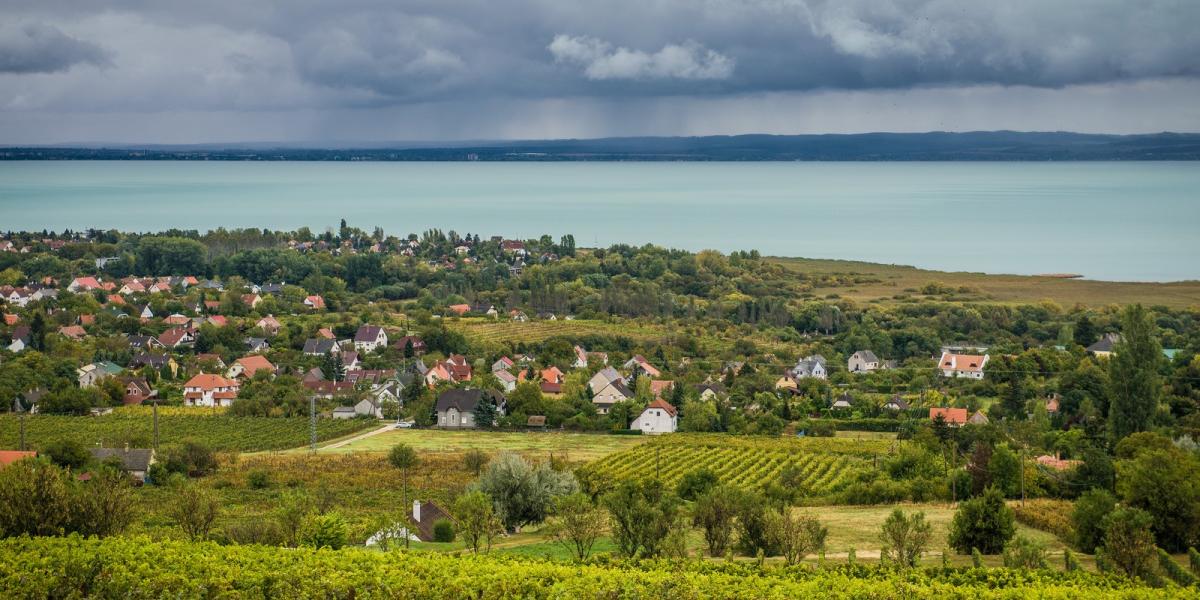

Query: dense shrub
[1072,489,1117,553]
[949,487,1015,554]
[432,519,455,543]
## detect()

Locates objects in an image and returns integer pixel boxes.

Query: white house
[183,373,240,407]
[353,325,388,352]
[937,352,989,379]
[847,350,880,373]
[572,345,589,369]
[592,380,633,415]
[631,399,677,434]
[791,355,827,380]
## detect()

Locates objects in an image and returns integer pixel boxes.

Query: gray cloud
[0,0,1196,141]
[0,22,110,74]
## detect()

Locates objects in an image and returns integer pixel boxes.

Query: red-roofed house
[227,355,277,380]
[183,373,240,407]
[2,313,17,326]
[317,327,335,339]
[304,295,326,310]
[446,303,470,316]
[58,325,87,340]
[256,315,282,335]
[0,451,37,468]
[937,352,989,379]
[929,407,969,426]
[650,380,675,399]
[631,399,678,434]
[68,277,102,293]
[623,355,662,378]
[158,327,195,349]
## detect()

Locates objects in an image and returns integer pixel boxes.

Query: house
[118,377,157,406]
[1035,454,1082,471]
[0,451,37,468]
[588,351,609,365]
[332,406,358,419]
[129,353,178,376]
[443,354,473,381]
[527,415,547,429]
[848,350,880,373]
[436,389,506,428]
[631,399,677,434]
[572,345,589,369]
[126,334,164,351]
[470,303,497,317]
[58,325,87,341]
[353,325,388,352]
[183,374,240,407]
[303,338,340,355]
[158,327,195,349]
[791,355,827,380]
[423,362,453,387]
[340,351,361,371]
[509,310,528,322]
[1086,333,1122,358]
[77,361,122,387]
[968,410,990,425]
[446,304,470,316]
[89,448,155,483]
[67,277,103,293]
[316,327,336,339]
[303,295,326,310]
[883,396,910,411]
[492,356,515,373]
[592,380,634,415]
[494,369,517,392]
[162,314,191,326]
[139,305,154,320]
[244,337,271,353]
[6,325,31,353]
[588,367,625,395]
[649,380,674,399]
[831,393,853,410]
[228,355,276,379]
[207,315,228,327]
[937,352,989,379]
[622,355,662,378]
[2,313,18,326]
[1045,393,1061,414]
[520,366,564,385]
[260,282,285,296]
[695,383,725,400]
[241,294,262,309]
[393,335,427,355]
[401,500,455,542]
[929,407,969,427]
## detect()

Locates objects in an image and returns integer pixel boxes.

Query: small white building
[353,325,388,353]
[791,355,827,380]
[937,352,989,379]
[631,399,677,434]
[182,374,240,407]
[847,350,880,373]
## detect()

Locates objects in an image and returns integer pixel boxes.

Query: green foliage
[246,469,271,490]
[160,441,218,478]
[170,483,220,541]
[1157,548,1196,586]
[879,508,932,568]
[767,510,827,565]
[1116,448,1200,552]
[1107,305,1163,443]
[987,444,1021,498]
[1002,536,1048,569]
[1072,489,1117,553]
[41,438,91,470]
[1064,548,1081,572]
[299,512,348,550]
[1190,547,1200,578]
[475,453,577,532]
[949,487,1016,555]
[0,459,133,538]
[692,485,741,558]
[463,449,490,475]
[675,468,719,501]
[601,479,681,558]
[454,490,502,554]
[432,519,455,543]
[1101,507,1159,582]
[545,493,606,561]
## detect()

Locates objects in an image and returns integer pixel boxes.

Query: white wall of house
[631,408,676,434]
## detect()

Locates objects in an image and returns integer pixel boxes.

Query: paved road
[321,423,394,450]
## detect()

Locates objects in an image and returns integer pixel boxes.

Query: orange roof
[447,304,469,316]
[72,277,101,289]
[3,314,18,325]
[107,295,126,305]
[650,380,674,398]
[929,407,968,425]
[235,355,276,377]
[939,352,987,372]
[644,398,678,417]
[317,328,335,339]
[0,451,37,467]
[184,373,238,390]
[305,295,326,309]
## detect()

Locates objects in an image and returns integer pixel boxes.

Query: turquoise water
[0,161,1197,281]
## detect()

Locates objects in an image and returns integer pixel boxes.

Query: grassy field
[771,256,1200,308]
[318,428,647,462]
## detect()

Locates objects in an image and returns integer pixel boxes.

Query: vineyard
[0,536,1175,599]
[578,434,893,497]
[447,317,671,345]
[0,414,375,452]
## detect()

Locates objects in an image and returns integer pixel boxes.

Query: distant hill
[3,131,1199,161]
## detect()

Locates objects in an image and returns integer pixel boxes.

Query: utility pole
[152,397,160,450]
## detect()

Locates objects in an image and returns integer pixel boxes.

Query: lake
[0,161,1196,282]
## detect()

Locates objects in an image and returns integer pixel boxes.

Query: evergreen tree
[1107,305,1162,443]
[1074,314,1097,347]
[473,393,497,428]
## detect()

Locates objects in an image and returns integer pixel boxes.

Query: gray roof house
[847,350,880,373]
[90,447,155,482]
[791,355,827,380]
[303,338,340,355]
[436,389,506,429]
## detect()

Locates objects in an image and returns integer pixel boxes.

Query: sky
[1,0,1198,144]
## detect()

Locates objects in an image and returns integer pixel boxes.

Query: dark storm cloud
[0,22,110,74]
[0,0,1197,141]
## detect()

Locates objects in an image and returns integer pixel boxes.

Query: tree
[987,444,1021,498]
[172,483,220,541]
[1101,507,1159,581]
[473,392,498,428]
[474,452,578,532]
[41,438,91,470]
[454,490,502,554]
[1117,448,1200,552]
[545,493,607,561]
[767,510,827,565]
[602,479,681,558]
[949,487,1015,554]
[692,485,741,557]
[1002,535,1048,569]
[159,441,218,477]
[299,512,348,550]
[1072,488,1117,553]
[676,468,719,501]
[1074,314,1096,347]
[1107,305,1162,443]
[388,444,420,547]
[734,490,777,557]
[276,489,314,547]
[879,508,932,568]
[463,449,489,476]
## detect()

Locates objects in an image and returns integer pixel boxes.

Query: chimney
[124,442,129,452]
[412,500,421,523]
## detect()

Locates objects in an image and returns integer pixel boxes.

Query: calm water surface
[0,161,1196,281]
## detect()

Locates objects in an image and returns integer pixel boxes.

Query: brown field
[771,256,1200,308]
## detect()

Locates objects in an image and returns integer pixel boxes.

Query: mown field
[0,536,1177,599]
[0,414,377,452]
[579,434,893,497]
[321,428,646,462]
[444,317,795,354]
[771,256,1200,308]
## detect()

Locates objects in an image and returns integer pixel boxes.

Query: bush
[1157,548,1196,586]
[1190,547,1200,577]
[0,459,132,538]
[246,469,272,490]
[432,519,455,543]
[299,512,347,550]
[41,439,91,470]
[160,441,218,477]
[225,519,286,546]
[949,487,1015,554]
[1012,499,1074,543]
[879,509,931,568]
[1002,536,1048,569]
[1072,488,1117,553]
[676,468,719,501]
[1101,507,1158,581]
[1064,548,1081,572]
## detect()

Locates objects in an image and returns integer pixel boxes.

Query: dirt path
[320,423,394,450]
